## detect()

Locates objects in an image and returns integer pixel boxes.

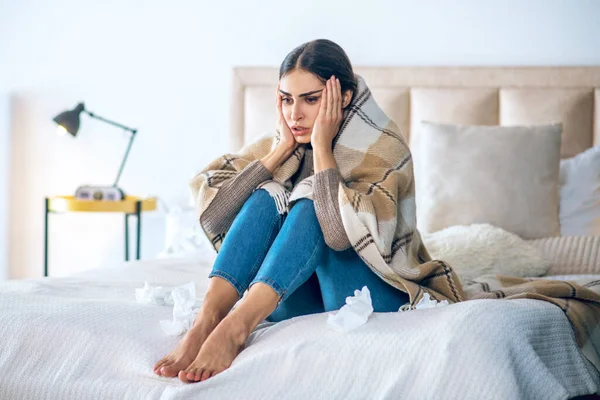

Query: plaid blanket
[189,74,600,372]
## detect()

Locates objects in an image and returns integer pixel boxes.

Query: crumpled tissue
[398,292,449,312]
[136,281,199,336]
[327,286,373,333]
[135,282,174,306]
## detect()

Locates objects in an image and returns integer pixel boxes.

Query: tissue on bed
[161,281,199,336]
[327,286,373,333]
[136,281,199,336]
[135,282,174,306]
[399,292,449,312]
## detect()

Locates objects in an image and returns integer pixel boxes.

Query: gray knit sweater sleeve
[313,168,352,251]
[200,160,273,234]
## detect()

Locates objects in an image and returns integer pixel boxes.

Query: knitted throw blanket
[190,74,465,305]
[190,75,600,372]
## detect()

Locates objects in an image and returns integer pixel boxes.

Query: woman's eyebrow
[279,89,324,97]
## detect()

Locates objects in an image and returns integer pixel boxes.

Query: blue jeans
[208,189,409,323]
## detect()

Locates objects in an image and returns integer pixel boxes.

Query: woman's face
[278,69,325,145]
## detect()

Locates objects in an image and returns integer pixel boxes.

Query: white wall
[1,0,599,279]
[0,95,8,280]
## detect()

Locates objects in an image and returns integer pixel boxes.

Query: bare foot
[178,314,249,383]
[153,313,221,377]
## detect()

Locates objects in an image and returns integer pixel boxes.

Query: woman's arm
[200,159,273,235]
[200,144,295,235]
[260,145,295,174]
[313,147,352,251]
[310,76,352,251]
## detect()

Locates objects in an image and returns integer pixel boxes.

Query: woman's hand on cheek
[311,76,343,152]
[275,82,299,156]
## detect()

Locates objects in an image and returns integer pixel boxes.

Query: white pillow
[415,121,562,239]
[422,224,550,284]
[559,145,600,236]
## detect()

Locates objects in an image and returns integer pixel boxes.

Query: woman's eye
[306,97,319,104]
[282,97,292,104]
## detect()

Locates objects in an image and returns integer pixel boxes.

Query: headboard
[229,67,600,158]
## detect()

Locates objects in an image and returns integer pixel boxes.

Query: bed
[2,66,600,400]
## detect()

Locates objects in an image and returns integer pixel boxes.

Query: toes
[160,364,181,378]
[200,370,212,381]
[153,359,170,375]
[180,367,205,383]
[195,370,204,381]
[178,370,191,383]
[154,358,167,369]
[182,368,198,383]
[188,369,201,382]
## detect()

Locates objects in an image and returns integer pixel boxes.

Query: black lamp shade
[53,103,85,136]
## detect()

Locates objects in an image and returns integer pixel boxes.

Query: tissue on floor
[136,281,199,336]
[327,286,373,333]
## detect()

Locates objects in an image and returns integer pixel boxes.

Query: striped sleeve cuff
[313,168,352,251]
[200,160,273,234]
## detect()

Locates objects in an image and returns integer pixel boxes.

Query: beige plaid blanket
[189,74,600,372]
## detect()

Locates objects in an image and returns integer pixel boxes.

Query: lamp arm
[82,109,138,189]
[113,129,137,188]
[84,110,137,133]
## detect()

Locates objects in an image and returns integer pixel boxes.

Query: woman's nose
[291,104,303,121]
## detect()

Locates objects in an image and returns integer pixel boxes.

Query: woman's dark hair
[279,39,357,105]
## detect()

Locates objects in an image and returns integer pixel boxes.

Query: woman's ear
[342,90,353,108]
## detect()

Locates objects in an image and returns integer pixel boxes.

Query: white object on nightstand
[159,203,216,263]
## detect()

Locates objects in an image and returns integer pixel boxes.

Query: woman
[153,39,459,384]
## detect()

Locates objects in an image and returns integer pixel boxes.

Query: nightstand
[44,195,157,277]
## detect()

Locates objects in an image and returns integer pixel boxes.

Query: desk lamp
[53,102,137,201]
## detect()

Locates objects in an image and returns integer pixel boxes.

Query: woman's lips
[292,126,310,136]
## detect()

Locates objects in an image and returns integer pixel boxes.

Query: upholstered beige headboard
[230,67,600,158]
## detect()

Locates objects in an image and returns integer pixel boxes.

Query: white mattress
[1,256,599,400]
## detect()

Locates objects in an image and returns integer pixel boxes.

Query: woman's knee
[219,189,286,257]
[244,189,278,212]
[286,199,320,229]
[290,198,317,216]
[234,189,282,226]
[275,200,324,246]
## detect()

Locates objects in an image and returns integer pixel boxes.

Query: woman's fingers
[276,83,285,137]
[327,77,334,119]
[334,77,341,121]
[276,83,282,112]
[319,84,327,117]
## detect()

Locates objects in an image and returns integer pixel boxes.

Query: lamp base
[75,185,125,201]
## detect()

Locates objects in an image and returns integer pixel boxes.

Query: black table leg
[136,201,142,260]
[44,198,49,277]
[125,213,129,262]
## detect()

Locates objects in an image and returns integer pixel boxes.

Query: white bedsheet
[1,256,599,400]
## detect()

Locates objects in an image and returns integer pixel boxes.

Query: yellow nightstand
[44,195,157,277]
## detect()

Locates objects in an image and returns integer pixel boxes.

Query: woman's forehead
[279,69,324,95]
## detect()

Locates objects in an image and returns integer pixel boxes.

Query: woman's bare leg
[153,276,239,377]
[155,189,285,377]
[178,282,280,383]
[178,198,331,383]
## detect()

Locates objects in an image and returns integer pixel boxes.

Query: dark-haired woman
[154,39,410,383]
